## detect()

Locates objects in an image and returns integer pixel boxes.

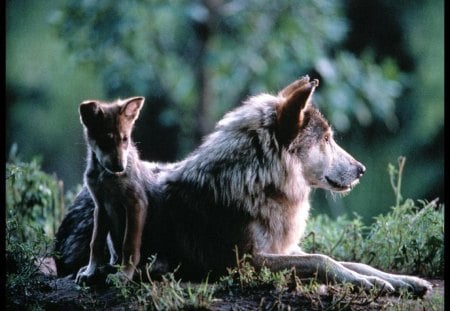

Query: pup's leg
[253,253,395,292]
[75,204,109,284]
[107,233,118,265]
[340,261,432,296]
[113,198,147,283]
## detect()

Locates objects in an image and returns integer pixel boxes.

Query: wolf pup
[56,76,431,296]
[75,97,148,284]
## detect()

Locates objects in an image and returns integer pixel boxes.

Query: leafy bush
[6,217,54,296]
[302,214,367,262]
[363,157,443,276]
[6,150,66,297]
[6,150,65,240]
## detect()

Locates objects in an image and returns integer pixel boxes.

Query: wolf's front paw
[363,276,395,293]
[398,276,433,297]
[353,275,394,293]
[75,265,97,285]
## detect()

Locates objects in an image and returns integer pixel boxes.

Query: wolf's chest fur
[249,199,311,255]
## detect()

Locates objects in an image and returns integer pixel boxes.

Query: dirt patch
[5,258,444,310]
[6,271,444,310]
[211,279,444,311]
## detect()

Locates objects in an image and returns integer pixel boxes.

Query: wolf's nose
[357,163,366,177]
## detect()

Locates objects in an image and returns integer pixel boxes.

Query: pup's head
[277,76,365,193]
[79,97,145,174]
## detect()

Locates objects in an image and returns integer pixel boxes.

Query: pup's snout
[109,163,125,173]
[356,163,366,178]
[102,158,126,174]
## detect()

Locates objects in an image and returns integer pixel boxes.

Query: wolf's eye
[323,134,330,142]
[122,136,128,143]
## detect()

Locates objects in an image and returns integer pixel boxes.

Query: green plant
[6,152,65,240]
[108,256,216,310]
[302,214,367,262]
[362,157,444,276]
[6,154,62,298]
[6,216,55,297]
[219,246,293,292]
[379,287,443,311]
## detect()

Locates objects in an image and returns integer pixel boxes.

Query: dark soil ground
[5,258,444,311]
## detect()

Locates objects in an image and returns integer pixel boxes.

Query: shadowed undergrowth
[5,156,444,310]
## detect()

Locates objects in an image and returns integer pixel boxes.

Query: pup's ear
[278,75,311,98]
[276,79,319,144]
[79,100,103,128]
[120,97,145,122]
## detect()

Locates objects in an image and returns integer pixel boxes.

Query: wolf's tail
[54,186,97,277]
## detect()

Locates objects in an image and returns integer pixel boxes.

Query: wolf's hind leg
[340,261,432,296]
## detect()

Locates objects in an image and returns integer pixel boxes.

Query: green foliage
[6,217,55,296]
[216,249,443,311]
[6,151,67,300]
[363,157,443,276]
[108,256,216,310]
[366,198,443,275]
[316,51,402,132]
[381,288,443,311]
[7,1,443,226]
[6,149,64,240]
[219,247,293,292]
[302,214,367,262]
[303,157,444,277]
[51,0,402,154]
[402,0,444,144]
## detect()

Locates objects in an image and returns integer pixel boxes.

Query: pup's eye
[323,134,330,142]
[122,136,128,142]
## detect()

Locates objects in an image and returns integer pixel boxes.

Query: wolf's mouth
[325,176,356,192]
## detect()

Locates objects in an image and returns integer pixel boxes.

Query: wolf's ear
[120,97,145,122]
[278,75,311,98]
[276,79,319,144]
[79,100,103,128]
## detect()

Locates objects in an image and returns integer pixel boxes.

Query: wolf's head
[276,76,365,193]
[79,97,144,174]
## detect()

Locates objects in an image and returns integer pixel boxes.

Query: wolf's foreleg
[253,253,395,293]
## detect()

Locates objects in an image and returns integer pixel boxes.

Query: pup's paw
[75,265,97,285]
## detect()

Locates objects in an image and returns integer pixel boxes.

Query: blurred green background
[6,0,443,224]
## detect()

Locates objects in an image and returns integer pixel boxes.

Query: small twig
[395,156,406,207]
[354,284,386,306]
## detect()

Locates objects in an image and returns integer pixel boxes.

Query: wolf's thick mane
[166,93,310,218]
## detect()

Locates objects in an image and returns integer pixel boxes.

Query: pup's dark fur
[74,97,151,284]
[55,76,431,295]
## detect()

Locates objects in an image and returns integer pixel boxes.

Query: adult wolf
[55,76,431,295]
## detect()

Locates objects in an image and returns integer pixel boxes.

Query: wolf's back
[54,186,97,277]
